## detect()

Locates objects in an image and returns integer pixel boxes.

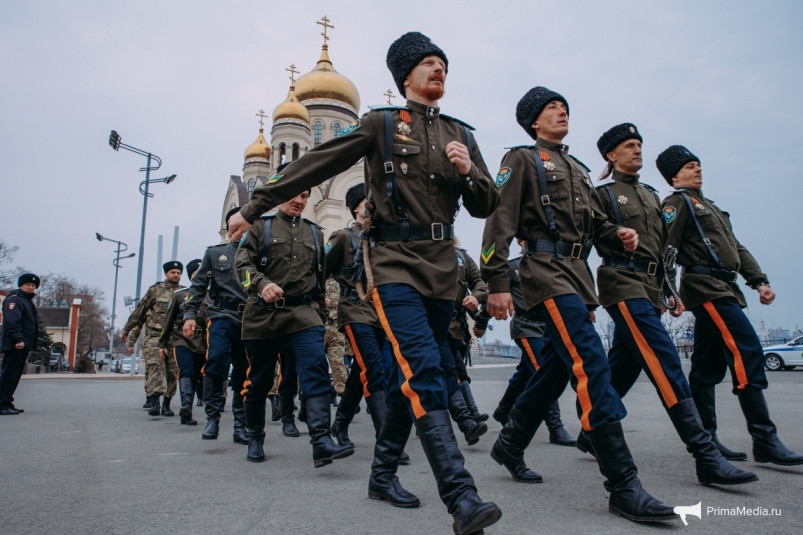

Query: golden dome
[244,128,271,161]
[273,86,311,125]
[294,45,360,112]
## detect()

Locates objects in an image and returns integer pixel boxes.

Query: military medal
[617,195,628,205]
[396,110,413,142]
[544,161,556,171]
[397,122,411,137]
[400,162,408,175]
[219,255,228,262]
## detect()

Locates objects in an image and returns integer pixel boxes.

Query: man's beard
[424,85,444,101]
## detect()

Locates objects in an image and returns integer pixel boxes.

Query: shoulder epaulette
[207,241,229,249]
[368,105,409,112]
[568,155,591,173]
[641,183,659,194]
[671,189,687,195]
[440,113,475,131]
[505,144,536,151]
[303,217,324,230]
[596,180,615,189]
[259,213,278,220]
[173,287,187,296]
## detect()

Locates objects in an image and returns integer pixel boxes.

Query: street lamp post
[95,233,135,364]
[108,130,177,306]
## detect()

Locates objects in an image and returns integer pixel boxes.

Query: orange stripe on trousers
[519,337,541,371]
[544,298,593,431]
[616,301,678,408]
[200,318,212,376]
[372,288,427,419]
[172,348,181,379]
[703,301,749,390]
[344,325,372,398]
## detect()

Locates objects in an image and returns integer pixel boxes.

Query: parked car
[763,335,803,371]
[120,358,133,374]
[60,357,69,371]
[49,354,60,371]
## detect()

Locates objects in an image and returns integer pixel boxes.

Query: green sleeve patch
[267,174,283,184]
[481,243,496,264]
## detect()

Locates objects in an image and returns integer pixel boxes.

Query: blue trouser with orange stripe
[372,284,453,417]
[534,294,627,431]
[689,297,768,394]
[173,346,203,381]
[606,298,691,410]
[343,323,388,398]
[511,335,570,418]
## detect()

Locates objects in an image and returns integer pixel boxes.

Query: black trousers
[0,349,28,408]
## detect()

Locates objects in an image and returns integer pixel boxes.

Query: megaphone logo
[674,501,702,526]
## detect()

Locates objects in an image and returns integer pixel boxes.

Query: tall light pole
[108,130,177,305]
[95,233,135,360]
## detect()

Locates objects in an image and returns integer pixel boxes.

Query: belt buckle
[647,262,658,276]
[431,223,444,240]
[570,243,583,259]
[195,328,204,336]
[237,303,246,313]
[274,298,285,309]
[540,194,550,206]
[728,271,738,283]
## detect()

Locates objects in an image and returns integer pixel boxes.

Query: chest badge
[400,162,408,175]
[539,151,556,171]
[218,255,228,263]
[617,195,628,205]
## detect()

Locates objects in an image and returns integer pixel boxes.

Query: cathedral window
[333,122,341,137]
[279,143,286,164]
[314,121,323,146]
[247,178,255,198]
[292,143,300,160]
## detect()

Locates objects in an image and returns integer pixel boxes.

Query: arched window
[333,122,341,137]
[279,143,286,164]
[247,178,255,198]
[314,121,323,146]
[292,143,300,160]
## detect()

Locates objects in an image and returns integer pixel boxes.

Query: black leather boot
[202,375,224,440]
[305,394,354,468]
[692,385,747,461]
[493,365,530,425]
[247,427,266,462]
[667,398,757,485]
[588,422,675,522]
[364,391,410,464]
[369,407,419,508]
[280,391,300,438]
[195,380,204,406]
[576,429,596,458]
[268,394,280,422]
[447,390,487,446]
[332,403,356,447]
[231,390,250,445]
[459,382,488,422]
[544,400,575,446]
[179,377,196,424]
[161,396,175,417]
[244,394,266,461]
[490,406,543,483]
[416,410,502,535]
[148,395,161,416]
[737,387,803,466]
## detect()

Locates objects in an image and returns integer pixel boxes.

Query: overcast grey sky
[1,1,801,341]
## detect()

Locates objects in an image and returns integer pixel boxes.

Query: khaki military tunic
[481,139,623,308]
[662,188,767,309]
[448,247,488,342]
[239,100,499,300]
[159,288,208,355]
[235,210,326,340]
[595,171,666,309]
[324,222,381,329]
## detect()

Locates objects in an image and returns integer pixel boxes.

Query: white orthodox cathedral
[219,17,370,242]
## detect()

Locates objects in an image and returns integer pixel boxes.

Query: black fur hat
[345,183,366,218]
[163,261,183,274]
[516,86,569,140]
[17,273,40,288]
[386,32,448,97]
[186,259,202,280]
[224,206,241,230]
[597,123,642,160]
[656,145,700,185]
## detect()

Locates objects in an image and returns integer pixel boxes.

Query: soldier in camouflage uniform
[324,277,347,404]
[121,261,183,417]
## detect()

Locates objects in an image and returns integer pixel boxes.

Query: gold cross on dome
[384,89,395,105]
[317,16,334,44]
[255,109,268,128]
[286,64,299,85]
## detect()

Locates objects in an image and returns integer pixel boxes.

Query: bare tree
[0,241,20,287]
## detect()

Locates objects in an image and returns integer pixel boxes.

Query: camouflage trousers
[143,337,178,398]
[324,324,347,395]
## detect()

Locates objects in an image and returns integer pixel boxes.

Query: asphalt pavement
[1,362,801,535]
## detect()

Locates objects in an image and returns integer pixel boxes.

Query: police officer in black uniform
[0,273,40,415]
[183,208,249,444]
